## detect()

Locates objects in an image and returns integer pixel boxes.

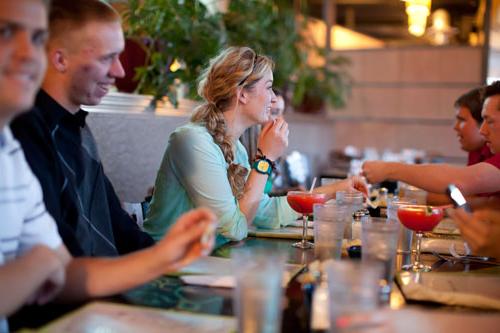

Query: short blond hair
[49,0,120,41]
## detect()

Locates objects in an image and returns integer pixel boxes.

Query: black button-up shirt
[11,90,154,257]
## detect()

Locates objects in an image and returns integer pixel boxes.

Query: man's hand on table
[155,207,217,272]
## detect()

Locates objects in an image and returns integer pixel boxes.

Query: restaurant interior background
[85,0,498,202]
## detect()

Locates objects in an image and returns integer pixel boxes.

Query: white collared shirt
[0,125,62,333]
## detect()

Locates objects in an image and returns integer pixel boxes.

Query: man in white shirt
[0,1,216,331]
[0,1,67,331]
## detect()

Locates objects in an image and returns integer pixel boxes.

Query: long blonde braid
[191,46,274,199]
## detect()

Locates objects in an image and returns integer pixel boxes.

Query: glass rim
[313,202,348,215]
[362,220,400,232]
[396,204,443,212]
[287,190,328,197]
[336,190,364,197]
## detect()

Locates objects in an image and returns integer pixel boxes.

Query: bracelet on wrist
[255,148,276,170]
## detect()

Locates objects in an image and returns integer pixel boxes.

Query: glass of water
[313,203,348,261]
[361,217,400,300]
[232,248,286,333]
[325,260,381,333]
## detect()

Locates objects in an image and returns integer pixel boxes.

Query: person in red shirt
[453,88,493,166]
[362,85,500,201]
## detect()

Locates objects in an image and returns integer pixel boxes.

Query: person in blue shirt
[144,46,366,247]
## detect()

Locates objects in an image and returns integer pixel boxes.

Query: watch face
[257,160,271,173]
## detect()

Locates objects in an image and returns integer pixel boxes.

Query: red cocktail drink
[397,205,443,232]
[397,204,444,272]
[287,191,328,249]
[287,192,327,215]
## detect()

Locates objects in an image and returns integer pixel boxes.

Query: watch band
[264,176,273,194]
[255,148,276,170]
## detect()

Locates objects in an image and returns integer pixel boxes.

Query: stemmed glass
[397,204,444,272]
[287,191,327,249]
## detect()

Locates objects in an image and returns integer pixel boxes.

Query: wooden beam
[323,0,336,51]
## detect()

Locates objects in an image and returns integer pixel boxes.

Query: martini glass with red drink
[397,204,444,272]
[287,191,328,249]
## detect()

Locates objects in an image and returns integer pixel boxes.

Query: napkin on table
[398,272,500,310]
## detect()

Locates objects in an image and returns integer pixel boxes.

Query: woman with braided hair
[143,46,366,247]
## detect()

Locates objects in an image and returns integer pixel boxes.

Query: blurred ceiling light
[427,9,457,45]
[303,18,384,66]
[432,8,449,30]
[305,18,384,50]
[402,0,431,37]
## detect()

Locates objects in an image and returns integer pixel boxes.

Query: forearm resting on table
[0,245,60,315]
[58,246,172,302]
[238,171,268,225]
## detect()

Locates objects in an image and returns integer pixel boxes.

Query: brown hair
[191,46,274,199]
[49,0,120,40]
[483,81,500,102]
[454,87,484,125]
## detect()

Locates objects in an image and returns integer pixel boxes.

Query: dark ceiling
[305,0,481,45]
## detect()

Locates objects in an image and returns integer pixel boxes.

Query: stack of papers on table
[38,302,235,333]
[432,217,460,235]
[421,218,466,254]
[397,271,500,310]
[421,237,468,254]
[177,256,303,288]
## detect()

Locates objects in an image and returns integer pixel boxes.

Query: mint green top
[143,122,298,247]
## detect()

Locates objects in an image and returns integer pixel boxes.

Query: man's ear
[237,87,248,105]
[49,49,69,73]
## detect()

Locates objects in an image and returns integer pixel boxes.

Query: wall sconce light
[402,0,432,37]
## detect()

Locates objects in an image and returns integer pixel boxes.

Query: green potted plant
[292,51,351,113]
[123,0,224,107]
[223,0,303,95]
[223,0,351,113]
[119,0,350,111]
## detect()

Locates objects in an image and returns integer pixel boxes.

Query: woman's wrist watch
[252,158,273,175]
[252,148,276,194]
[253,148,276,175]
[252,157,274,194]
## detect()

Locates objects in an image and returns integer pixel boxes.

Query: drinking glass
[232,248,286,333]
[387,198,414,255]
[287,191,327,249]
[313,203,348,261]
[335,191,364,239]
[397,183,427,205]
[335,190,364,213]
[325,260,381,333]
[397,204,444,272]
[361,217,400,299]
